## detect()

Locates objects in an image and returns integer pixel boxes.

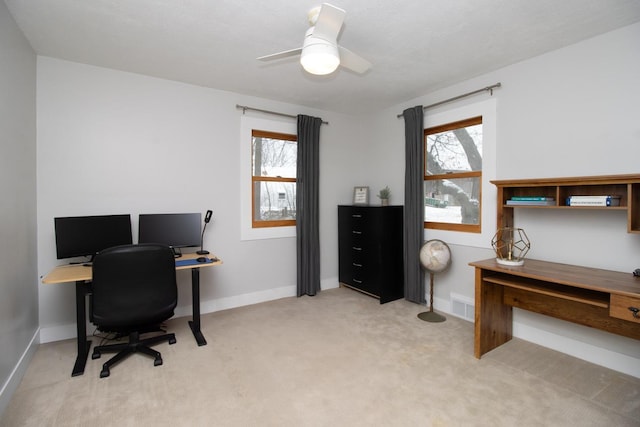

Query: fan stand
[417,272,446,322]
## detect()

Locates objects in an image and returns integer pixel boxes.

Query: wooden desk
[469,258,640,358]
[42,252,222,376]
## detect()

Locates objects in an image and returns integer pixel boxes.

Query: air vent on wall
[451,293,474,322]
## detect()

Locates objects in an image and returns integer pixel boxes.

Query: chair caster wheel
[154,357,163,367]
[100,367,110,378]
[169,337,176,345]
[91,351,101,360]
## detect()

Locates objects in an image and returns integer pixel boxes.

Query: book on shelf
[509,196,555,201]
[506,200,556,206]
[565,195,621,207]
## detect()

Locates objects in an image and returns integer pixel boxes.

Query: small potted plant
[377,186,391,206]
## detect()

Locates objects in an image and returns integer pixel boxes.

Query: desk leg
[72,280,91,377]
[474,268,512,358]
[188,268,207,346]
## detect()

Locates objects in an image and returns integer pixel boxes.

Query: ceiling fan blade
[338,46,372,74]
[257,48,302,62]
[313,3,345,41]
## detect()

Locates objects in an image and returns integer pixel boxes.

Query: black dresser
[338,205,404,303]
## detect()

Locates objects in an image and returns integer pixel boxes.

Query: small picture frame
[353,186,369,205]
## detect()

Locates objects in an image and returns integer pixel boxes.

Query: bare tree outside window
[424,116,482,233]
[252,130,297,228]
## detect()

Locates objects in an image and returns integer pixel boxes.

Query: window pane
[424,177,480,225]
[252,137,297,178]
[253,181,296,222]
[426,124,482,174]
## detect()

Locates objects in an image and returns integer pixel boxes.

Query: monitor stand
[69,254,95,265]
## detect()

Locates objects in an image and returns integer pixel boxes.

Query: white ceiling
[5,0,640,114]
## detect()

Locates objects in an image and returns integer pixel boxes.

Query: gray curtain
[296,114,322,296]
[403,106,426,303]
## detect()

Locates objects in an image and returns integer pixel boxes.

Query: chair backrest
[91,244,177,330]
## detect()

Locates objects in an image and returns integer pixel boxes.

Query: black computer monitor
[54,214,133,260]
[138,213,201,256]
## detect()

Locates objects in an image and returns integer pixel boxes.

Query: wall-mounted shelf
[491,174,640,234]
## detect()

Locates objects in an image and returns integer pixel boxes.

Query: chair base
[91,331,176,378]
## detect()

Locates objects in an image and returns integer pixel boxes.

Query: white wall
[36,56,363,341]
[0,2,38,415]
[366,22,640,376]
[34,22,640,377]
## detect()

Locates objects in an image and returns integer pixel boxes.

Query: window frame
[240,115,297,241]
[251,129,297,229]
[424,116,483,233]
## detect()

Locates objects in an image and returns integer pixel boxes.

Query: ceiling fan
[257,3,372,76]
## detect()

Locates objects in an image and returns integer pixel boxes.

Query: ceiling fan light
[300,42,340,75]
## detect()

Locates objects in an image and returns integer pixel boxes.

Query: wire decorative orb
[491,227,530,266]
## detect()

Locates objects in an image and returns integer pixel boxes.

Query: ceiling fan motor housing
[300,28,340,75]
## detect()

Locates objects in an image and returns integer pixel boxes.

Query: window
[424,116,482,233]
[240,116,296,241]
[251,130,297,228]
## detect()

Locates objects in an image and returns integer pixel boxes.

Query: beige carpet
[2,287,639,427]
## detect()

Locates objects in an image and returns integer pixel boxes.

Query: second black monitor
[138,213,201,251]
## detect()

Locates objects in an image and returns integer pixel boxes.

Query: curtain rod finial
[488,82,501,96]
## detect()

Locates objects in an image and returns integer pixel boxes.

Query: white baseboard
[435,294,640,378]
[513,320,640,378]
[175,285,297,318]
[321,276,340,291]
[39,323,79,344]
[39,283,639,379]
[0,328,39,417]
[40,278,341,344]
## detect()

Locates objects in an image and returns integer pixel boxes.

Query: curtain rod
[396,82,502,118]
[236,104,329,125]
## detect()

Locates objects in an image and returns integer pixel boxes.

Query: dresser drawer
[610,294,640,324]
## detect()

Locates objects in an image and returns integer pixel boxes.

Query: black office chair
[90,243,178,378]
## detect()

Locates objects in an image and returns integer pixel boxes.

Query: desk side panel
[474,267,513,358]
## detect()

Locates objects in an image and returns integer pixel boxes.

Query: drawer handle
[353,279,363,284]
[352,263,362,267]
[352,214,362,218]
[352,247,362,251]
[629,306,640,319]
[352,231,362,235]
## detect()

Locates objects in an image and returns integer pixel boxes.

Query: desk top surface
[469,258,640,297]
[42,253,222,284]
